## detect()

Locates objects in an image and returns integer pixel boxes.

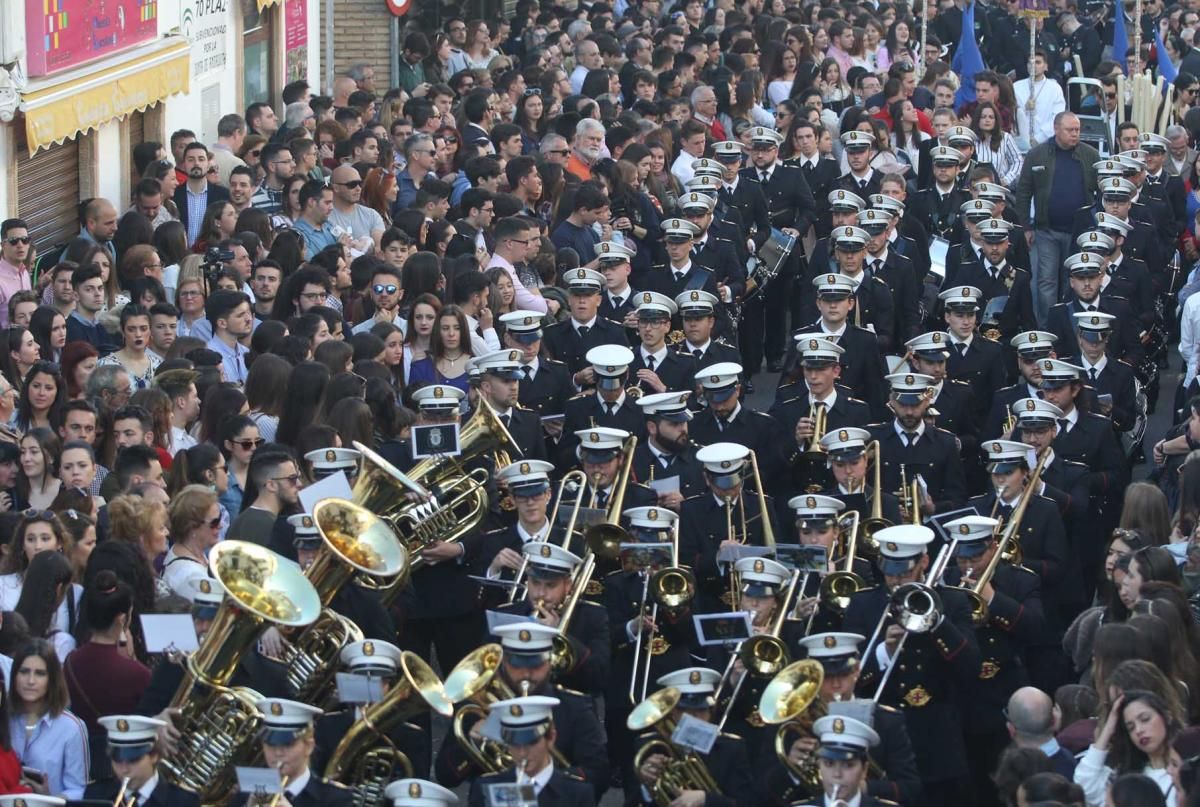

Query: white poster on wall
[182,0,230,83]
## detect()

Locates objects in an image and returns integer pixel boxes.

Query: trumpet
[820,510,867,612]
[795,403,829,493]
[897,466,922,525]
[112,777,132,807]
[629,518,696,704]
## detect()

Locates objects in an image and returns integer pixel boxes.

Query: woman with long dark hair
[0,510,77,634]
[3,327,39,392]
[27,309,65,367]
[971,101,1023,187]
[14,552,75,662]
[60,343,98,402]
[16,430,62,511]
[243,354,289,443]
[190,201,238,256]
[95,305,161,391]
[275,361,331,446]
[590,158,661,280]
[514,89,547,153]
[1075,690,1180,804]
[8,639,88,798]
[14,362,65,435]
[216,414,259,518]
[408,304,472,392]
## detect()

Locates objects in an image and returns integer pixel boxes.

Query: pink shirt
[0,258,32,329]
[486,253,547,315]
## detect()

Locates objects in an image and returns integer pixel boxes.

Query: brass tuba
[279,498,408,704]
[629,687,722,807]
[759,660,826,795]
[324,651,454,805]
[352,397,522,605]
[160,541,322,802]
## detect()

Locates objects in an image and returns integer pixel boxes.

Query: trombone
[859,441,891,557]
[819,510,867,613]
[507,470,590,604]
[629,518,697,704]
[723,451,777,606]
[714,568,802,731]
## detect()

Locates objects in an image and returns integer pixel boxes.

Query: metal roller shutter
[16,138,81,254]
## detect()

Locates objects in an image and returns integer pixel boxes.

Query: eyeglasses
[178,289,204,298]
[4,237,30,246]
[547,149,569,157]
[249,149,263,158]
[373,283,399,295]
[335,180,363,189]
[272,473,302,486]
[232,438,264,450]
[524,88,543,97]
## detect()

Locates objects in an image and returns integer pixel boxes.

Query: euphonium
[324,651,454,804]
[352,397,522,604]
[160,541,322,801]
[858,441,890,556]
[279,498,408,704]
[629,687,722,807]
[820,510,867,612]
[448,645,569,774]
[759,660,825,795]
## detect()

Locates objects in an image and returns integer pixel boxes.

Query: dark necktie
[578,325,590,338]
[760,170,770,183]
[605,402,616,416]
[597,489,609,508]
[646,354,656,371]
[1058,418,1069,433]
[718,416,729,432]
[521,365,532,379]
[999,503,1014,520]
[1085,304,1097,312]
[499,414,510,429]
[675,270,686,282]
[858,178,868,190]
[871,260,883,275]
[612,295,623,308]
[660,454,674,469]
[693,348,703,359]
[955,342,967,357]
[903,431,917,446]
[1089,367,1098,380]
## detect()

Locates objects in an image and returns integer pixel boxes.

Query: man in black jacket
[85,715,201,807]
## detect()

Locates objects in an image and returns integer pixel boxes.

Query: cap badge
[576,269,586,278]
[539,545,552,558]
[932,333,942,343]
[886,542,898,552]
[838,430,848,440]
[1091,316,1100,325]
[520,462,530,474]
[302,516,313,528]
[904,375,914,385]
[325,449,336,462]
[823,635,837,648]
[270,702,283,716]
[590,432,599,442]
[833,718,845,734]
[433,387,444,399]
[510,705,524,717]
[363,641,375,656]
[689,670,702,684]
[601,243,610,253]
[1090,233,1097,241]
[1043,360,1053,370]
[690,291,699,301]
[648,509,659,520]
[806,496,816,508]
[710,375,719,383]
[962,287,970,296]
[410,783,422,798]
[958,524,970,535]
[974,201,982,209]
[117,718,129,732]
[720,460,731,469]
[523,316,534,325]
[199,579,212,593]
[826,275,836,284]
[837,191,845,200]
[519,629,531,642]
[753,559,765,573]
[1029,333,1039,342]
[991,442,1001,452]
[1025,399,1036,411]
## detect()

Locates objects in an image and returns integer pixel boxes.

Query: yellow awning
[258,0,283,9]
[21,38,190,153]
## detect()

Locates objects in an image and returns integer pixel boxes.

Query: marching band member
[789,273,889,419]
[475,350,548,460]
[436,623,608,796]
[1045,251,1143,367]
[820,428,903,527]
[802,190,866,286]
[379,384,466,470]
[312,640,429,780]
[800,227,895,352]
[858,207,920,346]
[480,460,560,607]
[603,507,700,785]
[384,778,458,806]
[679,442,780,610]
[869,373,967,514]
[542,268,629,378]
[303,447,361,484]
[690,363,787,487]
[492,541,610,696]
[595,241,639,323]
[772,337,870,495]
[467,696,594,807]
[631,392,705,507]
[560,346,646,466]
[501,310,575,429]
[982,330,1059,440]
[1062,312,1138,433]
[644,216,733,341]
[909,146,968,241]
[1011,398,1090,526]
[83,715,198,806]
[628,292,697,394]
[762,633,921,806]
[566,427,656,512]
[944,515,1046,807]
[967,441,1075,627]
[795,715,888,807]
[232,699,352,807]
[671,291,741,371]
[631,667,754,807]
[841,525,981,807]
[903,332,978,451]
[940,285,1007,420]
[1089,213,1155,330]
[787,495,876,635]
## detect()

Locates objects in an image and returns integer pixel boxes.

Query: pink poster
[25,0,159,77]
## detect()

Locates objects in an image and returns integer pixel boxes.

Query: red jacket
[0,748,30,794]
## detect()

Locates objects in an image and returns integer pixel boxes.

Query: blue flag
[952,1,986,109]
[1112,2,1128,72]
[1155,24,1178,83]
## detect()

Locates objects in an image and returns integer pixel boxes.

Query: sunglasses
[373,283,399,295]
[524,87,543,97]
[249,149,263,158]
[232,438,265,450]
[21,508,56,521]
[206,515,222,529]
[4,237,30,246]
[336,180,363,189]
[272,473,302,486]
[444,136,458,144]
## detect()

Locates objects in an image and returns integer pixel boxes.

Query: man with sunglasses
[228,448,301,543]
[0,219,31,330]
[328,164,385,254]
[352,263,406,335]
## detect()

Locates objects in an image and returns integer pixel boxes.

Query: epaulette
[946,378,971,389]
[1012,563,1038,577]
[604,567,626,579]
[976,332,1001,345]
[876,703,900,714]
[482,526,508,536]
[865,420,890,429]
[553,683,590,699]
[601,317,625,327]
[714,336,735,346]
[778,395,805,407]
[542,356,567,367]
[561,769,586,782]
[1117,358,1135,369]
